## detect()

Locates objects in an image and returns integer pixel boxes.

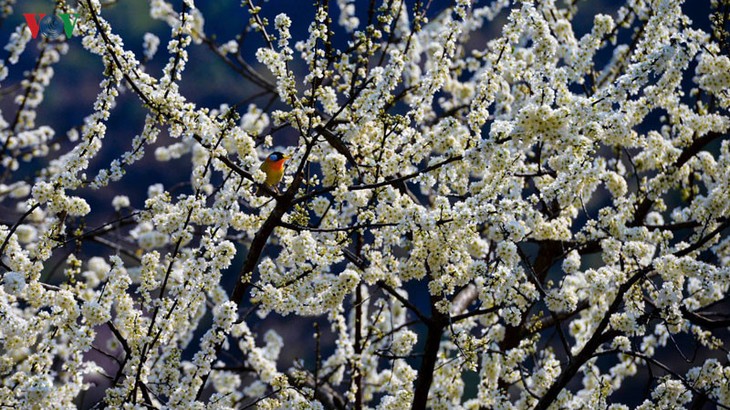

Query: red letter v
[23,13,45,39]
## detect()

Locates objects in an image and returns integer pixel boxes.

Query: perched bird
[259,151,291,194]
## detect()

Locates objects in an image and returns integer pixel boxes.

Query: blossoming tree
[1,0,729,408]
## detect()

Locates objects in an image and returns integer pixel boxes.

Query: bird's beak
[282,154,291,160]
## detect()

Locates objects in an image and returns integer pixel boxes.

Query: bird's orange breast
[260,159,287,186]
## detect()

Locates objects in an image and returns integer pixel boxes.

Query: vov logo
[23,13,79,40]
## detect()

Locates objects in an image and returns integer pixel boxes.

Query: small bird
[259,151,291,194]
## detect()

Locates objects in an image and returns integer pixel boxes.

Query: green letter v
[59,13,79,39]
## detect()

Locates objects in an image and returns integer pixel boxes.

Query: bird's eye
[269,154,277,160]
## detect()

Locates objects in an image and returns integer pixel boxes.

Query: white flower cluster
[143,32,160,61]
[0,0,729,408]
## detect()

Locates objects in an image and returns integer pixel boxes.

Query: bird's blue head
[268,152,289,162]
